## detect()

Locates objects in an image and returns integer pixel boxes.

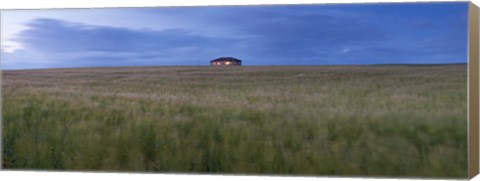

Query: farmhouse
[210,57,242,66]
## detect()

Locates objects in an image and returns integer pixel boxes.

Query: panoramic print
[1,2,469,178]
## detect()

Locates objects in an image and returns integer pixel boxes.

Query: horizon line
[1,62,468,71]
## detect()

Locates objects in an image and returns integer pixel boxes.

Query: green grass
[2,65,468,178]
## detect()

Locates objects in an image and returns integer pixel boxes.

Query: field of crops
[1,65,468,178]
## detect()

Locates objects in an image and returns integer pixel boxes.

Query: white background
[0,0,478,181]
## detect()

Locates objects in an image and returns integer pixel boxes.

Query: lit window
[226,61,231,65]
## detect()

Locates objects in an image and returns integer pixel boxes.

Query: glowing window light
[226,61,231,65]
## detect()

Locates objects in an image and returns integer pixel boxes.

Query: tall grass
[2,65,467,178]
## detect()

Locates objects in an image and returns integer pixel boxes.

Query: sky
[0,2,469,69]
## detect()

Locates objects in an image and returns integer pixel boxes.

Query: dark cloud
[15,18,238,53]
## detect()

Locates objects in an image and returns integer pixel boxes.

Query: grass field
[1,65,468,178]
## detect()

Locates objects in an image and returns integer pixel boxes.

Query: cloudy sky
[0,2,468,69]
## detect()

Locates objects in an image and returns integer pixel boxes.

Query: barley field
[1,65,468,178]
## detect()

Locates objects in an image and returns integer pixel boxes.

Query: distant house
[210,57,242,66]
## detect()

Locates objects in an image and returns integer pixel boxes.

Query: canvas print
[1,2,470,178]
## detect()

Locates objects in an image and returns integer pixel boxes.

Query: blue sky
[0,2,468,69]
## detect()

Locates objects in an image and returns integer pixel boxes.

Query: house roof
[210,57,242,62]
